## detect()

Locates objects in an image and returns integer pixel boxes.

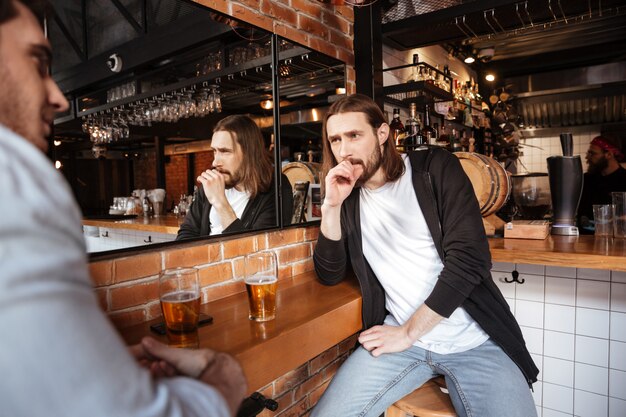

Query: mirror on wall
[49,2,346,255]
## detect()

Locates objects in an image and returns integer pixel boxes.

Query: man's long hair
[213,115,273,198]
[321,93,404,184]
[0,0,51,26]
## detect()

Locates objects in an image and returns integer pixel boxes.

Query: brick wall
[194,0,356,93]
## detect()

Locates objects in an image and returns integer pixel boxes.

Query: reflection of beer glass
[244,252,277,322]
[159,268,200,348]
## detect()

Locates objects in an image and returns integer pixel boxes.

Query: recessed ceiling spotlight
[485,73,495,82]
[464,56,475,64]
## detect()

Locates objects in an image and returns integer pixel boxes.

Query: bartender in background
[177,115,292,239]
[578,135,626,230]
[0,1,245,416]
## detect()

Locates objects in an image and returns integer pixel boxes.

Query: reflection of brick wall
[133,152,157,191]
[165,155,188,210]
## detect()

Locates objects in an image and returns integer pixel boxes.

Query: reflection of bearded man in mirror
[177,115,292,239]
[578,135,626,229]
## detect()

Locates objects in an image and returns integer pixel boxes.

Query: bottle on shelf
[410,54,423,83]
[390,108,406,152]
[422,105,436,145]
[404,102,422,151]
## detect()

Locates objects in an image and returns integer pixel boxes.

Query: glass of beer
[159,267,201,348]
[244,252,278,322]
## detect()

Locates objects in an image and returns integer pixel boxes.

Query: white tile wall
[611,283,626,313]
[576,336,609,367]
[545,277,576,305]
[544,330,575,361]
[575,363,609,395]
[577,280,611,310]
[610,341,626,371]
[609,397,626,417]
[544,357,574,387]
[609,369,626,400]
[517,132,599,174]
[574,390,608,417]
[490,264,624,416]
[545,304,576,334]
[83,226,176,253]
[610,312,626,342]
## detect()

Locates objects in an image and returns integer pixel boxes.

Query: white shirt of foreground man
[0,125,235,417]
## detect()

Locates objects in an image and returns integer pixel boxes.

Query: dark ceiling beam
[110,0,143,34]
[53,14,86,61]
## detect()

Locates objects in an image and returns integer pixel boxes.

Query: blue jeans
[311,339,537,417]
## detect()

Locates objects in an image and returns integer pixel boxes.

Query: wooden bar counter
[120,272,362,393]
[83,215,183,234]
[489,235,626,271]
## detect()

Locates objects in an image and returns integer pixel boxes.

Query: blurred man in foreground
[0,1,246,415]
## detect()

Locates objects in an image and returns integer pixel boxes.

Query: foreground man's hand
[138,336,247,415]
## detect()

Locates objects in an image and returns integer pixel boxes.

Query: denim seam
[434,363,472,417]
[357,359,427,417]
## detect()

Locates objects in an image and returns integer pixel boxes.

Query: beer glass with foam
[159,267,200,348]
[244,252,277,322]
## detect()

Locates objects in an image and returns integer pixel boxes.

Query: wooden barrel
[454,152,510,217]
[282,162,321,188]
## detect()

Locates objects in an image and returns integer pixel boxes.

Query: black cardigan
[313,147,539,386]
[176,174,293,240]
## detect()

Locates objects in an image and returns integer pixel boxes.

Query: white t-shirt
[359,155,488,354]
[210,188,250,235]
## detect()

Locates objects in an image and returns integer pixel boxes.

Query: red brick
[255,233,269,250]
[163,245,210,268]
[275,363,309,396]
[295,372,324,399]
[337,333,358,356]
[308,379,330,409]
[208,242,222,263]
[278,264,293,280]
[231,3,273,32]
[274,22,309,48]
[89,260,112,287]
[306,36,338,60]
[298,14,329,40]
[268,228,304,248]
[146,301,163,320]
[273,389,295,415]
[95,288,108,311]
[277,396,308,417]
[336,47,354,66]
[261,0,298,26]
[223,236,256,259]
[309,345,338,374]
[109,279,159,310]
[113,252,162,283]
[334,4,354,21]
[322,10,352,35]
[292,258,314,276]
[321,356,346,381]
[192,0,230,15]
[203,280,246,302]
[303,226,319,242]
[277,243,311,264]
[233,257,246,279]
[329,29,353,51]
[108,308,147,329]
[292,0,323,17]
[198,262,233,287]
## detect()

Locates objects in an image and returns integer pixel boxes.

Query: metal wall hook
[462,15,478,38]
[548,0,558,22]
[525,1,534,27]
[455,16,471,38]
[504,270,525,284]
[557,0,568,23]
[143,236,152,243]
[484,9,505,36]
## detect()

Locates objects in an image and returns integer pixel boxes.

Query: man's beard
[216,168,242,189]
[587,156,608,175]
[349,143,382,188]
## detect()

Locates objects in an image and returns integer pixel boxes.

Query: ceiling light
[485,73,495,82]
[260,99,273,110]
[53,140,62,146]
[335,87,346,95]
[464,56,475,64]
[55,160,62,169]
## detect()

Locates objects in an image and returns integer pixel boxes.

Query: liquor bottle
[422,105,436,145]
[410,54,421,82]
[404,103,421,151]
[390,108,405,152]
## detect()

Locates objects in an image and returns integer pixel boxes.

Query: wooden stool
[386,376,457,417]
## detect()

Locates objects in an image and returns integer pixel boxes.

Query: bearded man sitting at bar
[177,114,292,239]
[578,135,626,230]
